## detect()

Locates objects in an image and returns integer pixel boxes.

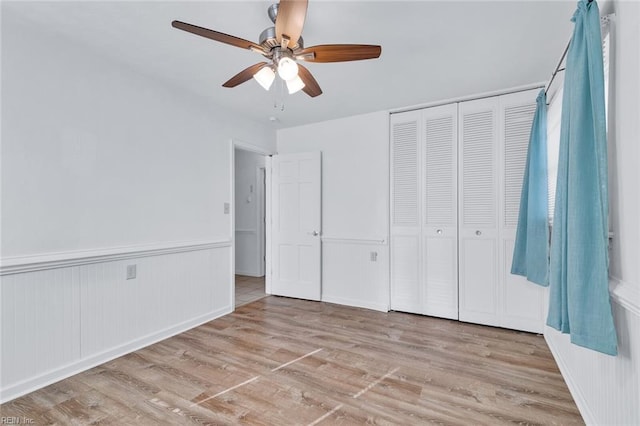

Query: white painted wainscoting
[544,280,640,425]
[0,239,233,403]
[235,229,262,277]
[321,237,389,312]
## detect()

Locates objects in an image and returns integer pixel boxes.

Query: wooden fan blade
[222,62,268,88]
[297,44,382,63]
[297,64,322,97]
[275,0,308,46]
[172,20,263,52]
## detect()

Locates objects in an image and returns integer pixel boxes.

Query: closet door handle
[475,230,482,236]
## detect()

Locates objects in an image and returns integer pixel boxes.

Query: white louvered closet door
[392,89,542,332]
[458,89,543,332]
[500,90,545,333]
[391,105,458,319]
[390,111,421,313]
[458,97,500,326]
[422,104,458,319]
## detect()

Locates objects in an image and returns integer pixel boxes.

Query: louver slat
[425,116,455,225]
[393,121,419,226]
[504,104,537,228]
[462,110,495,227]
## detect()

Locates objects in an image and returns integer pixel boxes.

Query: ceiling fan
[172,0,382,97]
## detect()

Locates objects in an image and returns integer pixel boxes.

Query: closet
[390,104,459,320]
[390,88,546,333]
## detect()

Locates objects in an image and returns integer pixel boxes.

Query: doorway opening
[233,146,268,307]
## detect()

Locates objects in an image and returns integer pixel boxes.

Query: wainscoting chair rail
[0,239,232,275]
[321,236,387,245]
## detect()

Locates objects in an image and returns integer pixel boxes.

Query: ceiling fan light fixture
[253,66,275,90]
[172,1,382,98]
[286,75,306,94]
[277,57,299,81]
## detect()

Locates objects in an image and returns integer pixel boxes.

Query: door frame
[257,166,267,277]
[230,139,274,307]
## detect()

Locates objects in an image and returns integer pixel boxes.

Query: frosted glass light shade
[253,66,275,90]
[277,57,299,81]
[286,75,305,94]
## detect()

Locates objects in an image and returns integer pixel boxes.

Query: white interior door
[458,89,543,333]
[271,152,322,301]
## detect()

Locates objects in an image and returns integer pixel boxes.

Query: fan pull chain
[273,78,279,109]
[273,78,286,112]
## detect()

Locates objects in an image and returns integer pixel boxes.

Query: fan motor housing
[260,3,303,52]
[259,27,303,51]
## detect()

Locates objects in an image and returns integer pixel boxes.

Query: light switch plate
[224,202,230,214]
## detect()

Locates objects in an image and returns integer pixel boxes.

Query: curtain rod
[544,6,614,97]
[544,42,570,97]
[544,0,593,96]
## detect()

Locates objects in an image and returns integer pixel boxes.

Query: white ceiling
[4,1,577,129]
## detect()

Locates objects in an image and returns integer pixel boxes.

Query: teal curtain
[547,0,617,356]
[511,89,549,286]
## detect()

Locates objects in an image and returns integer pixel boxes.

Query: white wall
[0,9,274,402]
[1,11,275,258]
[234,149,265,276]
[544,2,640,424]
[277,112,389,311]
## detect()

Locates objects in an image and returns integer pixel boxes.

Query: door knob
[436,229,443,235]
[475,230,482,236]
[309,231,319,236]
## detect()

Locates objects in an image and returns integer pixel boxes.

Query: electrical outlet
[370,252,378,262]
[224,202,230,214]
[126,264,137,280]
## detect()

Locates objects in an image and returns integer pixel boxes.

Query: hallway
[235,275,266,307]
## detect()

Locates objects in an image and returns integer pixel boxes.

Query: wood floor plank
[1,296,583,425]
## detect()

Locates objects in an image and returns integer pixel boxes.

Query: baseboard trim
[322,295,389,313]
[235,271,264,278]
[1,239,232,276]
[0,305,232,404]
[543,278,639,425]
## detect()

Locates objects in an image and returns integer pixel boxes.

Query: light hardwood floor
[1,296,583,425]
[235,275,266,307]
